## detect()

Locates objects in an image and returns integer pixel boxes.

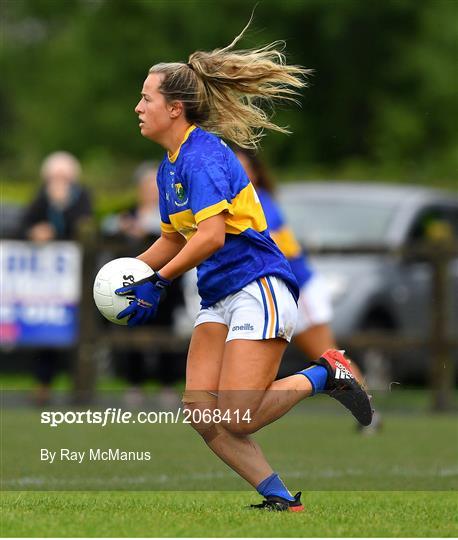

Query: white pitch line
[3,466,457,488]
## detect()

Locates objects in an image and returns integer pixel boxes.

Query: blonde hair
[148,22,311,149]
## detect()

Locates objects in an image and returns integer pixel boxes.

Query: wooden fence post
[430,243,455,411]
[72,221,98,404]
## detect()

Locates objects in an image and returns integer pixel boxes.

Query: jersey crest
[173,182,188,207]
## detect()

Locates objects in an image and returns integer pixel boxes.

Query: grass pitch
[1,490,457,537]
[1,390,457,536]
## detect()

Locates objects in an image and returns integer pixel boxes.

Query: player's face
[135,74,173,142]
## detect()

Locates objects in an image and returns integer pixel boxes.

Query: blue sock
[256,472,294,501]
[297,365,328,395]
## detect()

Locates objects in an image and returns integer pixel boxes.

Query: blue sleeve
[257,189,285,232]
[187,152,233,224]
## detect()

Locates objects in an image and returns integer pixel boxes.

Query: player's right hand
[115,272,170,327]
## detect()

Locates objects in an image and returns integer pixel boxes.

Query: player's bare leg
[214,333,304,509]
[184,323,277,487]
[185,325,371,510]
[219,340,372,435]
[217,338,312,435]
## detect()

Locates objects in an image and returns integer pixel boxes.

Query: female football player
[116,27,373,511]
[234,149,382,433]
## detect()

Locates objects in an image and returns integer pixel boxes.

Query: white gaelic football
[93,257,153,325]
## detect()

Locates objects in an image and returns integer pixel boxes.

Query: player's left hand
[115,272,171,327]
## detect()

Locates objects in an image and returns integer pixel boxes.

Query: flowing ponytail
[149,21,311,148]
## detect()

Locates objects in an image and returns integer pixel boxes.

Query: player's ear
[168,100,184,119]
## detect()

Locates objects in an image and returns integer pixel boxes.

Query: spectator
[102,161,162,240]
[20,151,93,405]
[21,151,92,241]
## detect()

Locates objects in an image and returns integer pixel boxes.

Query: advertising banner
[0,240,82,346]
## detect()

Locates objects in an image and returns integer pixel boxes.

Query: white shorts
[294,273,333,335]
[194,276,298,342]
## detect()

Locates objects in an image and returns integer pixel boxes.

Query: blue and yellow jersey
[256,188,313,289]
[157,125,299,308]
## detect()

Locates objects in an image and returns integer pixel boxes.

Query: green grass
[1,392,457,536]
[1,490,457,537]
[0,373,185,392]
[2,407,457,491]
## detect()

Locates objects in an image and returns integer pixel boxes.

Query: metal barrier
[75,225,458,411]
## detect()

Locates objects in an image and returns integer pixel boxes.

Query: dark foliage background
[1,0,457,206]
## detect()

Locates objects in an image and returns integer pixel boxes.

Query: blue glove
[115,272,171,327]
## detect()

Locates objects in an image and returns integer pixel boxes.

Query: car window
[279,198,396,247]
[408,206,456,243]
[444,207,458,237]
